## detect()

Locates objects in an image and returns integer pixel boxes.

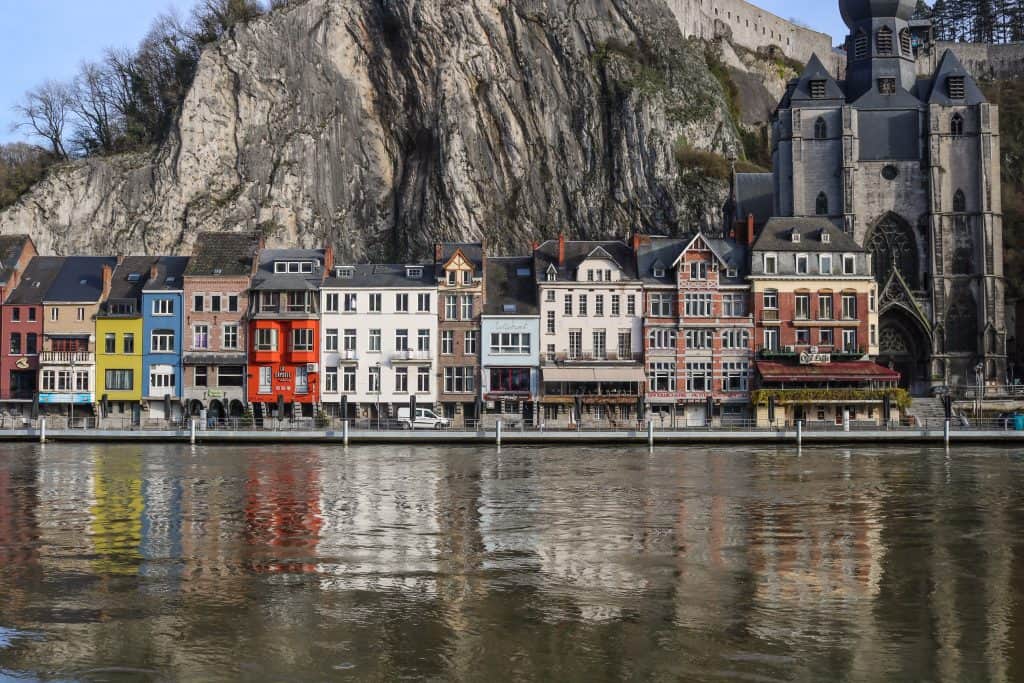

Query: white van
[396,407,451,430]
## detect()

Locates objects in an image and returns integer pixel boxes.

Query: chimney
[531,240,539,251]
[250,239,263,277]
[101,264,113,301]
[116,254,125,266]
[150,263,159,281]
[434,243,443,262]
[558,233,566,267]
[323,246,335,277]
[631,231,641,253]
[747,214,756,246]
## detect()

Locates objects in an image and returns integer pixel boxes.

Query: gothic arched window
[953,189,966,213]
[951,113,964,137]
[854,29,869,60]
[876,26,894,55]
[899,29,912,56]
[816,192,829,215]
[814,117,827,139]
[867,213,919,288]
[945,285,977,352]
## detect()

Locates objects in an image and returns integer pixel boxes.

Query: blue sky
[0,0,848,146]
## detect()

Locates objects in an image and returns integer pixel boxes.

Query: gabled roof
[436,242,484,277]
[185,232,261,277]
[671,233,730,269]
[5,256,64,305]
[925,49,987,106]
[143,256,190,292]
[789,54,846,103]
[323,263,435,288]
[485,256,537,316]
[668,233,750,282]
[753,217,865,253]
[0,235,33,287]
[533,239,638,282]
[44,256,118,303]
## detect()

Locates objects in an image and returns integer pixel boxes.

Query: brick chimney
[101,264,113,301]
[747,214,756,246]
[434,243,443,262]
[150,263,159,281]
[631,231,641,253]
[323,246,335,277]
[531,240,539,251]
[558,233,566,267]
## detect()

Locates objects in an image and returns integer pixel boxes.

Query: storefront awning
[542,367,646,382]
[756,361,900,382]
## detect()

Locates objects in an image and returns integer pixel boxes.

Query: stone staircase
[905,396,948,427]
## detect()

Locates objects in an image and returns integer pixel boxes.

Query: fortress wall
[934,41,1024,80]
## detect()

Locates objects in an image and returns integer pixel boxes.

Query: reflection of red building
[246,248,330,418]
[244,458,322,573]
[1,254,60,410]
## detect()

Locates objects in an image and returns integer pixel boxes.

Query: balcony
[541,351,643,365]
[335,349,359,362]
[761,309,780,323]
[390,349,432,363]
[40,351,94,365]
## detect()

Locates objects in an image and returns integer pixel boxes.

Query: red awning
[756,361,900,382]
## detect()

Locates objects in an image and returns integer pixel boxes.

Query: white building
[319,264,438,420]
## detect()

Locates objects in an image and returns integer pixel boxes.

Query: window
[690,261,708,280]
[9,333,20,355]
[854,29,868,60]
[222,324,238,350]
[258,367,272,394]
[26,333,36,355]
[814,117,827,139]
[73,370,87,392]
[796,253,809,274]
[324,367,338,393]
[722,362,749,392]
[76,307,85,322]
[763,289,778,309]
[489,367,531,393]
[210,295,221,312]
[578,295,588,316]
[193,294,205,312]
[685,329,713,349]
[460,295,473,320]
[722,293,746,317]
[193,324,210,349]
[843,255,856,274]
[617,330,631,359]
[869,288,877,313]
[369,293,382,312]
[650,293,673,317]
[611,295,621,316]
[41,370,55,391]
[809,79,826,98]
[417,367,430,392]
[10,308,18,322]
[105,369,133,391]
[464,330,478,355]
[343,367,356,392]
[795,328,810,345]
[818,294,834,320]
[368,366,381,393]
[463,270,473,285]
[953,189,966,213]
[395,294,409,312]
[28,308,35,322]
[841,293,858,319]
[152,299,173,315]
[648,328,677,349]
[274,261,314,274]
[490,332,530,354]
[842,329,857,353]
[569,330,582,359]
[876,26,893,54]
[150,368,175,390]
[763,328,779,351]
[440,330,454,355]
[878,78,896,95]
[820,328,834,346]
[286,291,311,313]
[406,267,422,279]
[258,327,282,352]
[816,192,828,215]
[627,295,636,316]
[291,328,314,351]
[685,362,712,392]
[648,362,676,392]
[594,295,604,317]
[900,28,912,55]
[795,294,810,319]
[104,333,115,354]
[684,293,712,317]
[259,292,279,312]
[947,76,965,100]
[444,367,475,393]
[653,266,666,278]
[546,268,557,282]
[123,333,135,354]
[343,293,357,313]
[417,293,431,312]
[546,310,556,333]
[228,295,238,312]
[722,329,749,349]
[50,307,58,321]
[395,367,409,393]
[951,113,964,137]
[592,330,607,359]
[417,329,430,352]
[545,290,556,303]
[323,292,339,313]
[870,323,878,346]
[763,254,777,274]
[218,366,244,387]
[564,294,573,316]
[195,366,208,387]
[369,329,381,352]
[445,295,457,319]
[151,330,175,352]
[296,366,309,394]
[446,270,457,286]
[546,344,556,362]
[820,254,833,274]
[395,329,409,351]
[325,328,339,352]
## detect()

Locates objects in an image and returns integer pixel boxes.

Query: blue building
[141,257,189,422]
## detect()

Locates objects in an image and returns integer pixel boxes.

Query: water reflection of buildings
[89,451,144,576]
[245,452,323,574]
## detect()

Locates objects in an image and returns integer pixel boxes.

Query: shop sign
[799,351,831,364]
[14,357,30,369]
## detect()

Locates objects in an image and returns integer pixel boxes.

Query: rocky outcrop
[0,0,741,261]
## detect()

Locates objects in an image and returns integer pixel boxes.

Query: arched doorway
[877,307,930,394]
[188,400,203,416]
[229,399,245,418]
[208,399,226,421]
[867,213,920,289]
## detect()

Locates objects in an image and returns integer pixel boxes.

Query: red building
[247,248,330,420]
[1,254,60,412]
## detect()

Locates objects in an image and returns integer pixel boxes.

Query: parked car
[397,407,451,430]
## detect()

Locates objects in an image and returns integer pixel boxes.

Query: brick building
[434,243,485,426]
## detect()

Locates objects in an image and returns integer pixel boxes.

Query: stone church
[736,0,1006,394]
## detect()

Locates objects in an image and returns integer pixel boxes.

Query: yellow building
[95,257,158,424]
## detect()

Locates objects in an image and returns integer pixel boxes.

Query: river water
[0,443,1022,681]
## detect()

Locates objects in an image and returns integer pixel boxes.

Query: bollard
[190,418,196,445]
[343,419,349,447]
[944,418,950,445]
[647,420,654,448]
[842,410,850,432]
[39,417,46,444]
[796,419,802,448]
[496,419,502,447]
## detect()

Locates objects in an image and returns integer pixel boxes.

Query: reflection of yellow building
[90,454,143,575]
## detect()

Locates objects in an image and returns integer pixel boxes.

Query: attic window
[854,29,868,60]
[212,268,223,275]
[406,267,422,279]
[165,276,175,284]
[877,78,896,95]
[127,273,141,282]
[515,267,530,277]
[809,80,826,99]
[653,267,666,278]
[821,231,831,244]
[726,268,738,278]
[336,266,354,279]
[947,76,965,100]
[502,304,517,313]
[790,230,801,243]
[876,26,893,55]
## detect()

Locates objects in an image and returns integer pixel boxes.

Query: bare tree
[12,81,73,159]
[70,61,122,155]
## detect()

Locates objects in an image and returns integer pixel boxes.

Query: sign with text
[799,352,831,365]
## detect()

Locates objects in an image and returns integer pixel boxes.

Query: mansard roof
[533,239,638,281]
[753,217,864,253]
[636,236,686,284]
[925,49,987,105]
[322,263,435,288]
[485,256,537,316]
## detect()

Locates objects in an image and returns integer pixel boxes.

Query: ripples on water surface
[0,443,1023,681]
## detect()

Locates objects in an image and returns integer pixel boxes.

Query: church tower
[768,0,1006,392]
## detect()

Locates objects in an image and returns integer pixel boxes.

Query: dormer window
[652,266,666,278]
[876,26,893,55]
[127,273,141,282]
[821,231,831,244]
[809,80,826,99]
[462,270,472,285]
[335,266,354,279]
[790,229,801,243]
[726,267,738,278]
[446,270,456,285]
[843,254,856,275]
[274,261,314,274]
[515,267,530,277]
[690,261,708,280]
[878,78,896,95]
[406,267,422,279]
[546,264,557,282]
[947,76,965,100]
[212,268,223,275]
[502,304,517,313]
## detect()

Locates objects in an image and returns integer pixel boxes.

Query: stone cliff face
[0,0,740,261]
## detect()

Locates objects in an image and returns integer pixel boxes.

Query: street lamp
[374,360,382,430]
[69,356,76,429]
[975,361,984,419]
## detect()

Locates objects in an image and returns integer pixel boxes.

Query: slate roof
[5,256,65,305]
[100,256,159,313]
[185,232,260,277]
[703,237,751,282]
[533,239,638,282]
[251,249,326,291]
[322,263,436,288]
[143,256,190,291]
[925,50,987,105]
[735,173,774,226]
[485,256,537,316]
[789,55,846,104]
[0,235,32,286]
[435,242,484,277]
[753,217,865,253]
[636,236,686,285]
[44,256,118,303]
